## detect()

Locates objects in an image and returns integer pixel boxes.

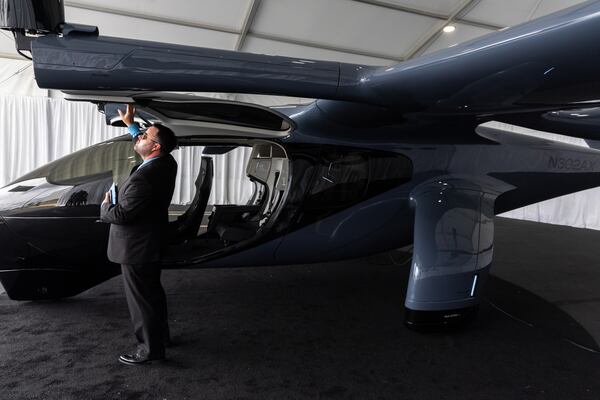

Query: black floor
[1,217,599,400]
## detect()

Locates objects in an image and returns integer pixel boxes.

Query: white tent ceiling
[0,0,588,65]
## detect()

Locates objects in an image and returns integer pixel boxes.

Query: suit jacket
[101,154,177,264]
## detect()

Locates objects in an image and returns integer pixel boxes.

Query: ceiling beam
[527,0,545,21]
[235,0,262,51]
[404,0,483,60]
[64,1,239,35]
[352,0,445,19]
[0,62,31,89]
[351,0,503,30]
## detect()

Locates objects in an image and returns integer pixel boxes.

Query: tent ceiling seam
[351,0,503,30]
[236,0,262,51]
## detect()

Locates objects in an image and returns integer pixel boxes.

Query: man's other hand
[118,104,136,127]
[102,191,111,205]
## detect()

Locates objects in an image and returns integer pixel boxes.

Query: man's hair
[152,124,177,154]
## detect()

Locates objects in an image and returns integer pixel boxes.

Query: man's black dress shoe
[119,352,165,366]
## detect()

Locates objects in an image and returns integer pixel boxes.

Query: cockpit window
[10,136,140,187]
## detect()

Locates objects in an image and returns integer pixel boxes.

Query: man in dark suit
[101,105,178,365]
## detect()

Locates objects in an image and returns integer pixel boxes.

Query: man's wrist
[127,123,141,138]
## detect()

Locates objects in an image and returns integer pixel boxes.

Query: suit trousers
[121,263,169,358]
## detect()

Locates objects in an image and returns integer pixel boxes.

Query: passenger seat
[169,156,213,244]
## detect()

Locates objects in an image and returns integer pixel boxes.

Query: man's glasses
[139,131,161,146]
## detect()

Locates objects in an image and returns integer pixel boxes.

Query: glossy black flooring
[0,217,599,399]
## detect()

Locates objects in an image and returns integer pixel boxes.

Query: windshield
[8,135,141,187]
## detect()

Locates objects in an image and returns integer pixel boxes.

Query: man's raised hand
[117,104,136,127]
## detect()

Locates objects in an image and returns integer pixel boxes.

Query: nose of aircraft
[0,212,119,301]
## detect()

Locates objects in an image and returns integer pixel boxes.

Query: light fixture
[443,25,456,33]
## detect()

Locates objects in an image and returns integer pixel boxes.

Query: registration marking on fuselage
[548,156,598,171]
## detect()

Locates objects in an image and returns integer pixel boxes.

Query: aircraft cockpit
[164,140,290,263]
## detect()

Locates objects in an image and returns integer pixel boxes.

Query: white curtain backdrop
[172,145,253,205]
